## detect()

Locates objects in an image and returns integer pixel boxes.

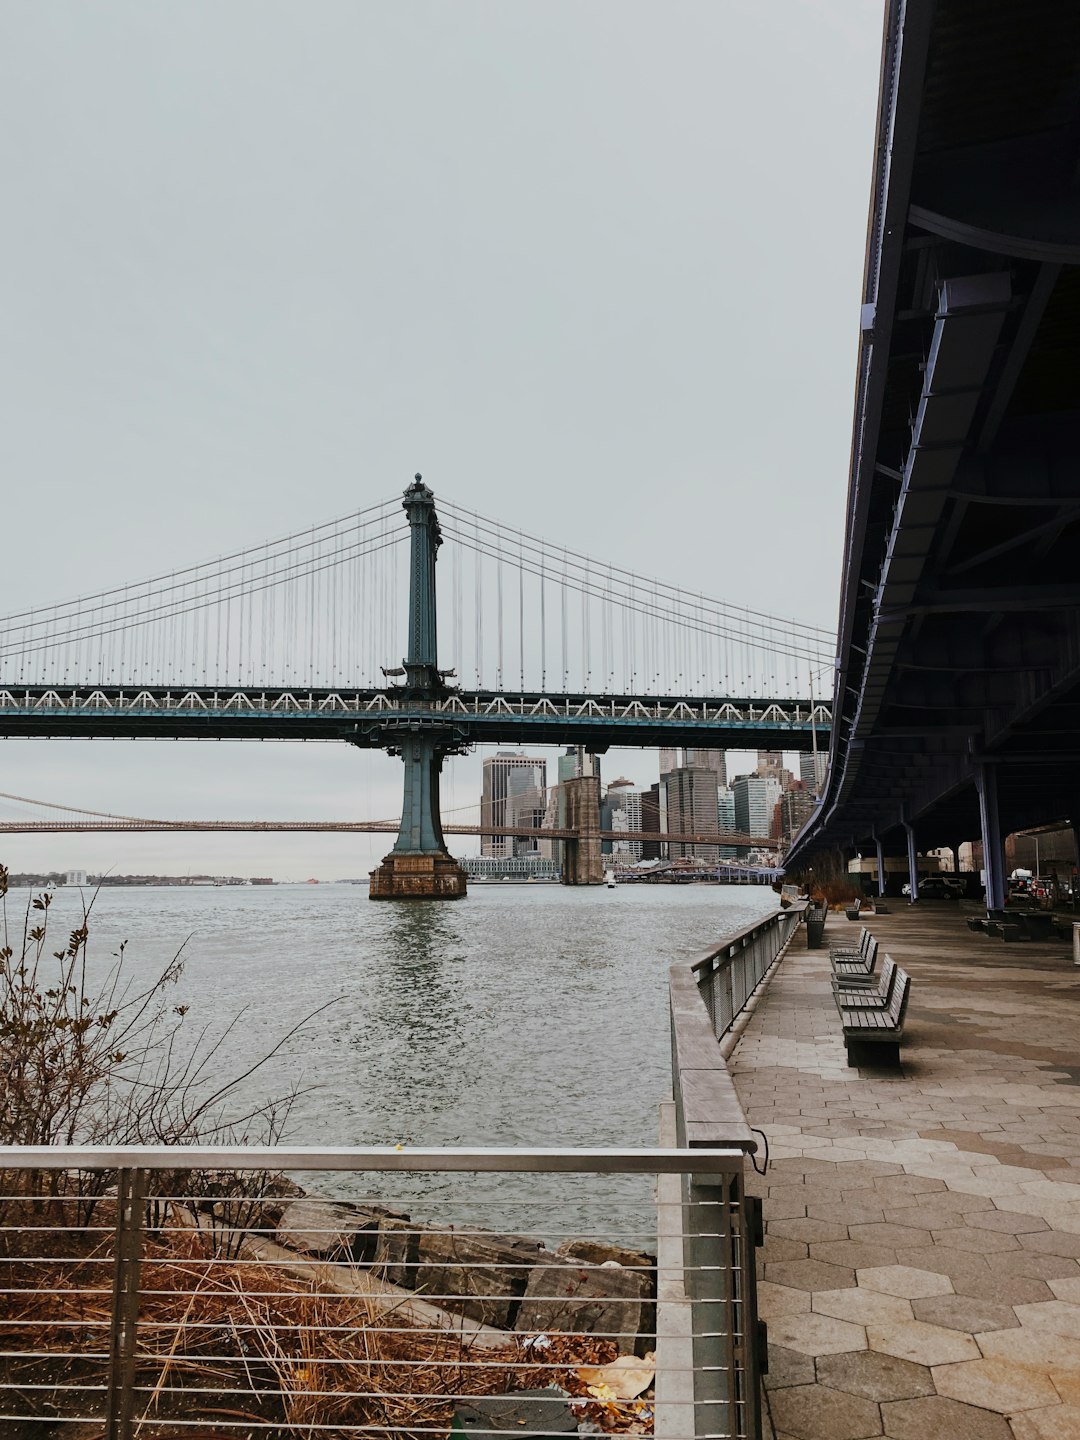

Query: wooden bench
[840,970,911,1066]
[834,953,897,1007]
[830,925,872,960]
[832,935,879,981]
[845,898,863,921]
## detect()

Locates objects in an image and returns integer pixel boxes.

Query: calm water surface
[14,881,775,1235]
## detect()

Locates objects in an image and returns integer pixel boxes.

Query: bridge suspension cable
[0,486,834,699]
[0,497,407,690]
[438,500,834,697]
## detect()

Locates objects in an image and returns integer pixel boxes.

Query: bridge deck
[730,906,1080,1440]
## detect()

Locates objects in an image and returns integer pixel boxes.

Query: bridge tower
[368,477,469,900]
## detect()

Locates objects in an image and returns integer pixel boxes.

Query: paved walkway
[729,904,1080,1440]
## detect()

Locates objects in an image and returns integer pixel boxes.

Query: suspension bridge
[0,477,831,895]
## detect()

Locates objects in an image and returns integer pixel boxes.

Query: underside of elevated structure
[787,0,1080,904]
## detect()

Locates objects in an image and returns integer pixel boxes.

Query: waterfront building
[665,765,721,861]
[481,752,547,858]
[733,773,782,844]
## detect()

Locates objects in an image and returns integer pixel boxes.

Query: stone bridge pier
[561,774,603,886]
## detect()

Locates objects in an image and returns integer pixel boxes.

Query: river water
[12,881,775,1238]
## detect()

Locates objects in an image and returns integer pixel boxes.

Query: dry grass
[1,1203,650,1438]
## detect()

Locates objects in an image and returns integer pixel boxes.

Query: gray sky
[1,1,882,878]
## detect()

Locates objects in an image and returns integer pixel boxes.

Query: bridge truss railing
[1,1144,755,1440]
[0,686,832,727]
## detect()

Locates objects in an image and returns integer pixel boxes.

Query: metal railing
[683,907,804,1043]
[0,1144,754,1440]
[667,904,806,1439]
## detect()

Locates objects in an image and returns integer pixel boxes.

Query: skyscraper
[481,753,547,858]
[800,751,828,793]
[685,748,727,788]
[733,774,783,843]
[666,766,721,861]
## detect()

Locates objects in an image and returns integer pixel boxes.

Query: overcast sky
[1,2,882,878]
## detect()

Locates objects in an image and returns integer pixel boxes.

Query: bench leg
[845,1038,902,1067]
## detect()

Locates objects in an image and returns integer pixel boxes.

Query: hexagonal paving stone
[990,1251,1080,1280]
[1020,1230,1080,1258]
[975,1321,1080,1373]
[950,1269,1053,1306]
[810,1199,886,1225]
[816,1348,934,1402]
[910,1294,1019,1333]
[930,1225,1020,1253]
[770,1217,851,1244]
[1048,1276,1080,1302]
[868,1318,980,1366]
[873,1175,948,1198]
[813,1286,913,1327]
[763,1235,811,1263]
[849,1222,932,1248]
[810,1241,902,1270]
[769,1383,882,1440]
[758,1281,813,1319]
[766,1312,867,1357]
[965,1210,1050,1235]
[762,1344,816,1391]
[1013,1299,1080,1339]
[1008,1405,1080,1440]
[857,1265,954,1299]
[766,1259,857,1293]
[879,1394,1018,1439]
[882,1205,966,1231]
[932,1356,1060,1412]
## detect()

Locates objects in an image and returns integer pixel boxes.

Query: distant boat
[604,869,617,889]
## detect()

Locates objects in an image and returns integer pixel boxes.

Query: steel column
[874,834,887,897]
[106,1167,146,1440]
[974,763,1007,911]
[903,821,919,902]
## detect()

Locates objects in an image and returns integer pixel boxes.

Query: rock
[415,1227,540,1328]
[372,1212,421,1288]
[516,1252,654,1349]
[451,1388,577,1436]
[275,1199,383,1262]
[558,1239,655,1272]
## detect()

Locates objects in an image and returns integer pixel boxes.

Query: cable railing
[0,1144,761,1440]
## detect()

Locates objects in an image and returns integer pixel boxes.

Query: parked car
[902,877,963,899]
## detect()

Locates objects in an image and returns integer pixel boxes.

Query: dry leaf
[576,1353,656,1401]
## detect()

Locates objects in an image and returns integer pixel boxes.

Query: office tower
[733,774,783,843]
[717,785,736,833]
[757,750,785,779]
[780,785,817,841]
[641,784,662,860]
[800,751,828,792]
[666,766,721,861]
[686,749,727,788]
[659,747,681,778]
[481,753,547,858]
